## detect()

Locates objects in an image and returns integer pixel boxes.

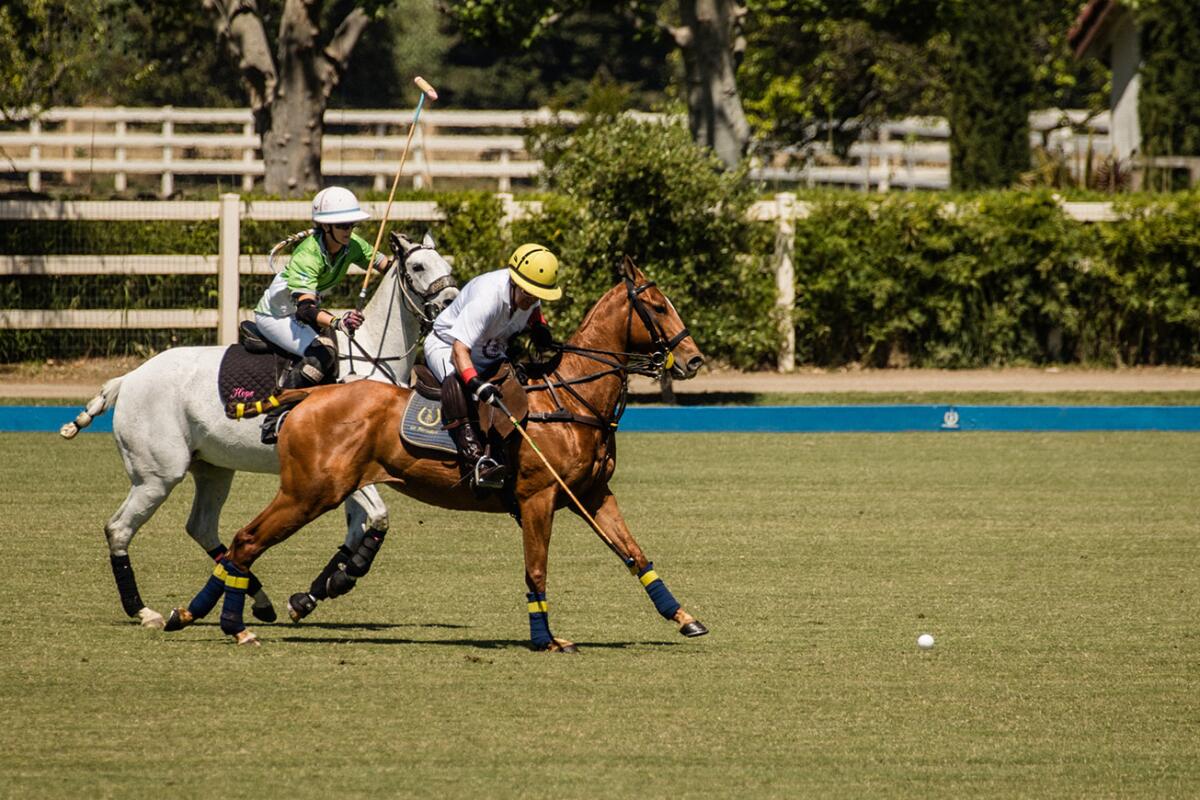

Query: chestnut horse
[168,258,708,650]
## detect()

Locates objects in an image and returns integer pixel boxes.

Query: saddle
[217,321,333,419]
[398,364,529,455]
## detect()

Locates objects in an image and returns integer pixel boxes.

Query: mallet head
[414,76,438,102]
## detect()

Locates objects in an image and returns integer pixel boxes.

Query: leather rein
[524,277,690,433]
[344,244,456,383]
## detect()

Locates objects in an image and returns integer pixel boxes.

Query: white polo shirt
[427,268,538,375]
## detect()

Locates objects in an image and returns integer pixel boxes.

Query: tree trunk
[203,0,370,197]
[675,0,750,169]
[263,0,327,195]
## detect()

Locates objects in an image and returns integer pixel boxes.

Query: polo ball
[917,633,935,650]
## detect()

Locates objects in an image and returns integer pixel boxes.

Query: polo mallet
[356,76,439,312]
[490,395,630,564]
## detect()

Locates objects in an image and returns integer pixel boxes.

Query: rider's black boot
[447,420,508,489]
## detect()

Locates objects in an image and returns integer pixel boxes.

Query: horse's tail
[226,387,314,420]
[60,375,124,439]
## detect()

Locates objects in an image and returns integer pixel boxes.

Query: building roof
[1068,0,1129,60]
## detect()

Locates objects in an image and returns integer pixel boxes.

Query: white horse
[60,232,458,629]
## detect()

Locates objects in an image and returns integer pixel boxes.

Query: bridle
[343,242,457,383]
[524,276,692,432]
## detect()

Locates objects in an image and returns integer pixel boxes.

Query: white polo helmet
[312,186,370,224]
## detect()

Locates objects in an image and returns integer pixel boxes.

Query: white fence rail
[1,195,1122,371]
[2,106,1113,196]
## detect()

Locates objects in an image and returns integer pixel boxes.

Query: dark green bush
[5,186,1200,368]
[531,115,777,368]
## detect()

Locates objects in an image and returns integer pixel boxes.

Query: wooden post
[242,121,255,193]
[774,192,796,373]
[373,122,387,192]
[498,150,511,193]
[64,117,75,185]
[218,193,241,346]
[161,107,174,198]
[114,113,127,193]
[28,118,41,193]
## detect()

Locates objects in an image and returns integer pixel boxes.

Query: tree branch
[202,0,277,125]
[320,6,371,97]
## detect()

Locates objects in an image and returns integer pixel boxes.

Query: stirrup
[260,409,290,446]
[472,456,508,490]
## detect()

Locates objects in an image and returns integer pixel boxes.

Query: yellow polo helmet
[508,243,562,301]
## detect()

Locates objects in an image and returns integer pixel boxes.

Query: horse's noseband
[625,278,690,375]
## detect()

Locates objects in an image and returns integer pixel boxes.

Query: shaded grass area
[10,390,1200,407]
[0,432,1197,798]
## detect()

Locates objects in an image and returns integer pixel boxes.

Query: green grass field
[1,431,1197,799]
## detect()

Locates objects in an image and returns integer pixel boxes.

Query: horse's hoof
[548,637,578,654]
[679,620,709,638]
[287,592,318,623]
[251,602,277,623]
[164,608,194,632]
[138,607,166,629]
[234,630,260,647]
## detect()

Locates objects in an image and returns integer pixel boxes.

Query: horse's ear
[422,231,436,249]
[393,232,417,254]
[621,255,645,282]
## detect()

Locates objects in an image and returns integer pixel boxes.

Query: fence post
[29,118,41,193]
[161,106,174,198]
[497,192,515,231]
[115,112,127,193]
[774,192,796,373]
[242,121,255,193]
[218,193,241,346]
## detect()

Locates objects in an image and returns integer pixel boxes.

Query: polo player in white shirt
[424,243,560,488]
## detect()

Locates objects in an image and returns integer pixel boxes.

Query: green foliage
[945,0,1035,189]
[1137,0,1200,166]
[741,2,951,154]
[0,0,108,116]
[6,188,1200,367]
[792,189,1200,367]
[532,114,777,367]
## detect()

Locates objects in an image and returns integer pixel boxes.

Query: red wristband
[460,367,478,384]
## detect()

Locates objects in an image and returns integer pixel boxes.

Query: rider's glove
[467,376,501,407]
[530,322,557,350]
[334,310,364,333]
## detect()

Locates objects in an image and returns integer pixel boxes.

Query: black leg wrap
[345,529,386,578]
[110,554,145,617]
[247,571,263,597]
[309,546,351,600]
[326,568,357,599]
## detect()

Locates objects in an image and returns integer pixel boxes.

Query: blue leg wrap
[208,544,263,597]
[526,591,552,649]
[635,562,681,620]
[219,560,250,635]
[186,563,227,619]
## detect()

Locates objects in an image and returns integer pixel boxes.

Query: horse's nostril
[686,356,704,374]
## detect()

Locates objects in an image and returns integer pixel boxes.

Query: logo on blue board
[941,408,960,430]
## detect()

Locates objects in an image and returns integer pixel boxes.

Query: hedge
[3,189,1200,367]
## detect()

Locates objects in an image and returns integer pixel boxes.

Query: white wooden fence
[2,106,1112,195]
[0,195,1120,372]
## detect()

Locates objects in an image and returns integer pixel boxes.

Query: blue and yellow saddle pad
[399,393,457,455]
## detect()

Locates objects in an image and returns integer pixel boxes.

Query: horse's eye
[651,303,667,313]
[411,264,425,272]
